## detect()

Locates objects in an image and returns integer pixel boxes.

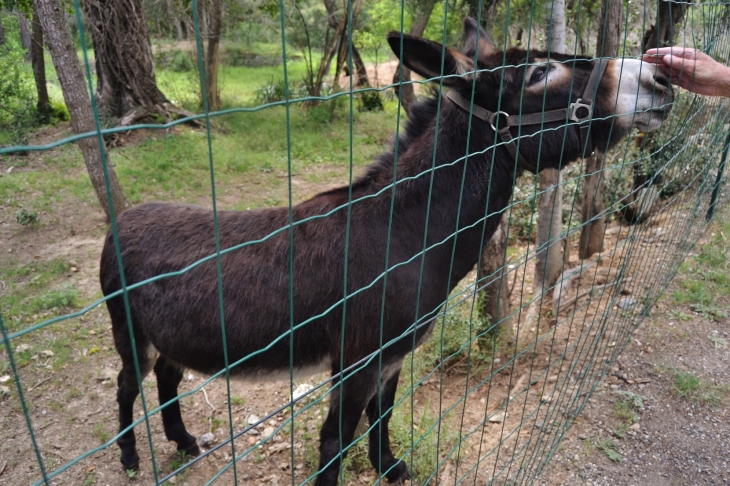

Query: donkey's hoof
[385,460,409,484]
[120,455,139,473]
[177,441,200,458]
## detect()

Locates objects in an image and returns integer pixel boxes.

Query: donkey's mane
[313,94,446,206]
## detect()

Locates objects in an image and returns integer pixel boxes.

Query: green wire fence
[1,0,729,484]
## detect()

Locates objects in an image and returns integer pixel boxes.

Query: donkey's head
[387,18,673,172]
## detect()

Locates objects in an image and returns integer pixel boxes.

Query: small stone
[40,350,54,357]
[169,475,177,484]
[293,383,313,401]
[0,385,10,396]
[187,373,194,381]
[547,375,558,383]
[248,414,260,425]
[200,432,215,448]
[70,266,79,273]
[629,423,641,431]
[0,375,10,383]
[248,436,257,446]
[263,427,275,437]
[89,330,96,336]
[541,395,553,403]
[15,344,30,353]
[97,368,117,382]
[480,398,486,404]
[280,462,290,470]
[488,412,506,423]
[617,297,638,309]
[296,464,303,470]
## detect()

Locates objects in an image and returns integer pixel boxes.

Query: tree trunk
[478,212,512,341]
[205,0,222,111]
[31,5,52,123]
[544,0,566,52]
[466,0,498,39]
[34,0,129,220]
[83,0,173,125]
[596,0,623,56]
[534,170,564,296]
[0,15,6,45]
[534,0,566,298]
[579,152,605,257]
[322,0,370,88]
[391,0,438,113]
[642,0,689,51]
[18,13,32,57]
[580,0,622,259]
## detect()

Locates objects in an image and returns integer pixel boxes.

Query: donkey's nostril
[654,74,670,90]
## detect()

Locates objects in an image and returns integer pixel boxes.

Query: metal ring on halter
[489,111,510,132]
[569,98,593,123]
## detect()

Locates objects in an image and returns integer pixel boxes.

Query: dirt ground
[1,123,729,485]
[536,226,730,485]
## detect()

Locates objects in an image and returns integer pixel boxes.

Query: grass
[672,369,727,406]
[596,439,621,462]
[91,422,110,444]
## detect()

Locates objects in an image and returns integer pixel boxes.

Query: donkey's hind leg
[116,348,154,471]
[153,356,199,457]
[315,366,381,486]
[366,365,409,484]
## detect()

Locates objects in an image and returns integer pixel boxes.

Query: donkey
[100,18,672,486]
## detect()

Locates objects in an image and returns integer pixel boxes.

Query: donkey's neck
[368,97,518,284]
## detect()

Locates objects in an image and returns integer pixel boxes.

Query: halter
[445,58,609,173]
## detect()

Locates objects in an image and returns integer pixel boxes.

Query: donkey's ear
[387,32,475,87]
[463,17,494,56]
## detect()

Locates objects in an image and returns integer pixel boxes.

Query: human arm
[641,47,730,97]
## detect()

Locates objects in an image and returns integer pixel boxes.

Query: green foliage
[167,50,195,73]
[15,208,39,228]
[596,439,621,462]
[0,15,38,145]
[357,90,384,112]
[30,285,80,312]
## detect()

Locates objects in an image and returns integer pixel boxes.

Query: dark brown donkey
[100,18,672,486]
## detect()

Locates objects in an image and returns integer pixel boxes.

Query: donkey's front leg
[366,365,409,484]
[315,367,378,486]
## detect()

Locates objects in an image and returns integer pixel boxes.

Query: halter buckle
[569,99,593,123]
[489,111,510,132]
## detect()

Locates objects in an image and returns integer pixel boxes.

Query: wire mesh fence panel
[1,0,729,485]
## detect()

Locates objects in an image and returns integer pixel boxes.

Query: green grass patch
[672,369,727,406]
[596,439,621,462]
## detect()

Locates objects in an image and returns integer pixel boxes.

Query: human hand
[641,47,730,97]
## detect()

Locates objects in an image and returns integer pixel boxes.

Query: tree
[196,0,223,111]
[478,212,513,341]
[83,0,176,125]
[0,13,6,45]
[31,2,50,122]
[533,0,566,301]
[465,0,499,40]
[391,0,438,113]
[35,0,129,220]
[579,0,622,259]
[643,0,691,51]
[17,11,30,55]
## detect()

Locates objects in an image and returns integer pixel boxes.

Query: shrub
[357,89,384,112]
[15,209,39,229]
[154,49,195,72]
[0,28,38,145]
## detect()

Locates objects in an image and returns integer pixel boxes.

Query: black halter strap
[445,58,609,173]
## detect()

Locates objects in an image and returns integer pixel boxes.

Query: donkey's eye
[530,65,551,84]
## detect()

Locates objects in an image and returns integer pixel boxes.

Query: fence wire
[1,0,730,485]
